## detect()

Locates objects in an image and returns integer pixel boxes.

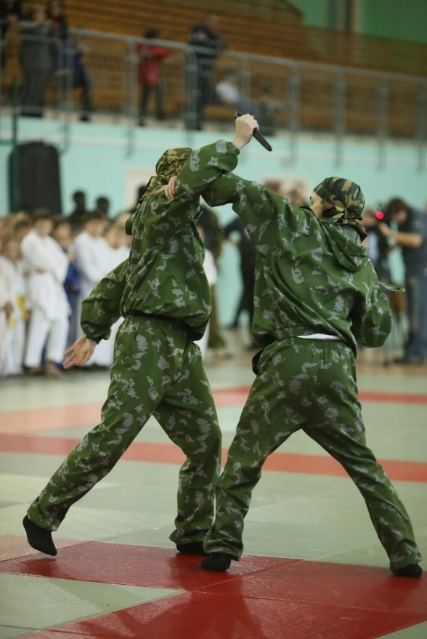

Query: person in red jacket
[136,28,171,126]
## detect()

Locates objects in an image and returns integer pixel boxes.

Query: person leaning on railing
[19,3,56,117]
[0,0,23,69]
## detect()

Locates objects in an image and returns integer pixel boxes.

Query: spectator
[93,195,110,219]
[20,208,70,377]
[0,237,14,377]
[257,85,278,136]
[195,223,218,358]
[74,39,93,121]
[129,183,148,213]
[73,211,108,339]
[198,204,232,358]
[0,0,23,69]
[117,213,132,250]
[1,234,28,376]
[215,67,259,119]
[136,28,171,126]
[362,208,408,362]
[378,197,427,365]
[186,12,225,130]
[113,209,132,234]
[56,35,93,122]
[223,215,256,347]
[46,1,92,123]
[84,222,130,368]
[46,0,67,43]
[67,190,88,233]
[361,208,389,280]
[51,216,81,346]
[286,180,310,207]
[19,3,56,117]
[46,0,69,103]
[12,215,32,242]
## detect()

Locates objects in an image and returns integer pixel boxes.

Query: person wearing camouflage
[191,116,419,577]
[23,143,245,558]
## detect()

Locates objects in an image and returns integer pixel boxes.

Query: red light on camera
[375,210,385,220]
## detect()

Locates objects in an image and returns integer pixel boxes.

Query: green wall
[361,0,427,44]
[291,0,427,43]
[289,0,328,27]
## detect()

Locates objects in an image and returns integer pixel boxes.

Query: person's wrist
[232,136,247,150]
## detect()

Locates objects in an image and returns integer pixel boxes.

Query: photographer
[378,198,427,365]
[362,208,390,281]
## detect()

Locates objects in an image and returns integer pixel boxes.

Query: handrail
[1,25,426,168]
[71,27,427,84]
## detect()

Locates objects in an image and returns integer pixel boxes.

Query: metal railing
[1,25,426,167]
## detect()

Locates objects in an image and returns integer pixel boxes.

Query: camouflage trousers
[27,316,222,545]
[204,338,422,571]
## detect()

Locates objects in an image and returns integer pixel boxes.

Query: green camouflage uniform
[26,142,241,546]
[196,161,419,571]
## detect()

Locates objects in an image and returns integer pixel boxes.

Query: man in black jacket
[186,13,225,130]
[378,197,427,365]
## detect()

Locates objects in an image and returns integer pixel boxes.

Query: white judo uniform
[20,230,70,368]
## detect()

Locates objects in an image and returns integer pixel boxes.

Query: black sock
[23,516,57,556]
[200,552,232,572]
[392,564,423,578]
[176,542,206,556]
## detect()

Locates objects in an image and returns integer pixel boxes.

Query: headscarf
[313,177,367,240]
[126,147,193,235]
[155,147,193,184]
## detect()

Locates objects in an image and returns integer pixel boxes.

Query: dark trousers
[139,84,164,121]
[21,69,50,117]
[404,272,427,362]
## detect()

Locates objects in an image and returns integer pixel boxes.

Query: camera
[362,205,390,280]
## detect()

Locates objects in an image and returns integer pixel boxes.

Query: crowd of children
[0,203,131,378]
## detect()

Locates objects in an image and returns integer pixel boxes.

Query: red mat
[1,432,427,482]
[1,386,426,435]
[1,542,425,639]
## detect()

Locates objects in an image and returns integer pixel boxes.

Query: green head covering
[155,147,192,184]
[126,147,192,234]
[313,177,366,240]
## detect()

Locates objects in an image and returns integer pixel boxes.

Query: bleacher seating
[1,0,426,138]
[52,0,427,136]
[62,0,427,77]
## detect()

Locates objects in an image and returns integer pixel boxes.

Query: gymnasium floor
[0,330,426,639]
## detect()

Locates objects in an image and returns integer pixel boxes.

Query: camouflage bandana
[313,177,367,240]
[126,147,193,233]
[314,177,365,218]
[155,147,193,184]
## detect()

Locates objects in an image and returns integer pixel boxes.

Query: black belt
[125,310,188,331]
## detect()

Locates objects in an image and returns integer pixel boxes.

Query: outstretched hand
[63,336,97,369]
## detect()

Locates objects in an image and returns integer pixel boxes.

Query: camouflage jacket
[80,141,240,342]
[202,156,392,352]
